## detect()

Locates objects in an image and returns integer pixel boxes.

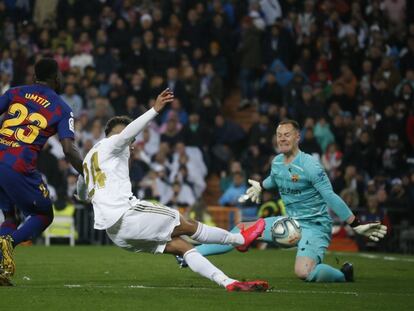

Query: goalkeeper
[179,120,387,282]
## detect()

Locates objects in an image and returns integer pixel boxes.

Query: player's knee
[294,265,311,280]
[172,217,199,237]
[164,237,193,256]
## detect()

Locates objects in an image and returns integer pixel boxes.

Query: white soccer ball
[271,216,302,248]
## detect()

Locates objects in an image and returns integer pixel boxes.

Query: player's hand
[353,222,387,242]
[75,175,89,203]
[153,88,174,113]
[246,179,262,204]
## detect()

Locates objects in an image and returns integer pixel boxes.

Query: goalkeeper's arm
[346,215,387,242]
[311,166,387,242]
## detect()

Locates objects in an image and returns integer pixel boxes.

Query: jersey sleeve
[262,158,278,190]
[57,109,75,140]
[262,174,277,190]
[111,108,158,153]
[0,90,11,114]
[307,157,353,222]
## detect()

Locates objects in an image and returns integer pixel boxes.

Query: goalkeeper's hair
[278,119,300,131]
[105,116,132,136]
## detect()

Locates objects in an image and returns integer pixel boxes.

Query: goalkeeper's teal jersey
[263,151,352,232]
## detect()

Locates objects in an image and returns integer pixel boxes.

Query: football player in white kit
[78,89,268,292]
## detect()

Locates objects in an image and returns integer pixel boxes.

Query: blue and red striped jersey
[0,84,74,174]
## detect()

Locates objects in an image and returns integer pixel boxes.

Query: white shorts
[106,200,181,254]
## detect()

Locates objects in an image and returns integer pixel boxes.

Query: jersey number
[83,152,106,189]
[0,103,48,144]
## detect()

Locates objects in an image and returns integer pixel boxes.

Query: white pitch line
[267,289,358,296]
[63,284,216,291]
[329,252,414,263]
[61,285,414,297]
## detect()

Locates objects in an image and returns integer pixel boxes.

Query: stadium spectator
[238,16,262,108]
[0,0,411,253]
[218,172,247,207]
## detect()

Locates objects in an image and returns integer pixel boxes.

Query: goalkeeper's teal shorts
[296,221,332,264]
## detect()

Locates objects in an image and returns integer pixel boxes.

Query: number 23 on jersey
[0,102,48,144]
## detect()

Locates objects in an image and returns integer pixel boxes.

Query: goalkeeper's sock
[306,264,346,282]
[191,223,244,246]
[261,217,279,243]
[183,248,236,287]
[196,243,234,256]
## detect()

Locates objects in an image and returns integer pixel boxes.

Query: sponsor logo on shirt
[279,186,302,195]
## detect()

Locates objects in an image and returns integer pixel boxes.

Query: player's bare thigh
[170,215,199,237]
[294,256,317,279]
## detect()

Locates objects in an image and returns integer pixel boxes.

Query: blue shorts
[0,163,52,216]
[296,222,331,264]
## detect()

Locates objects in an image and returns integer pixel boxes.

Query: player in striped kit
[78,89,268,292]
[0,58,84,286]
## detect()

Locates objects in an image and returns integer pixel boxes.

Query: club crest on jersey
[291,174,299,182]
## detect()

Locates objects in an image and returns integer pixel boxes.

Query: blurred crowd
[1,0,414,250]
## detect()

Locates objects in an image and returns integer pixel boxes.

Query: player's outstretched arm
[112,88,174,150]
[309,161,388,242]
[61,138,84,175]
[347,216,388,242]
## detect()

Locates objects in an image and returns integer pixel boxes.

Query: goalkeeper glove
[246,179,262,204]
[351,219,387,242]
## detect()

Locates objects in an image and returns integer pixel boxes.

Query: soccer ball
[271,216,302,248]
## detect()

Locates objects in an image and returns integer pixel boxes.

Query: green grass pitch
[1,246,414,310]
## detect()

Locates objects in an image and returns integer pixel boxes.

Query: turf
[1,246,414,311]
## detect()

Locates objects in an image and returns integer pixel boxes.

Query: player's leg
[0,170,53,246]
[0,188,19,236]
[171,214,265,251]
[106,205,268,292]
[165,237,237,288]
[195,225,240,256]
[171,216,243,245]
[131,200,265,250]
[165,237,268,292]
[295,226,347,282]
[0,168,53,276]
[295,257,347,282]
[193,216,278,257]
[0,210,19,236]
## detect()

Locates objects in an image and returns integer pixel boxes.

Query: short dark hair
[278,119,300,131]
[104,116,132,136]
[34,58,59,82]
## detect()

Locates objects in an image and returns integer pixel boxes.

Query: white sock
[190,223,244,246]
[183,249,236,287]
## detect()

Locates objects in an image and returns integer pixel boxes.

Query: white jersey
[83,108,158,230]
